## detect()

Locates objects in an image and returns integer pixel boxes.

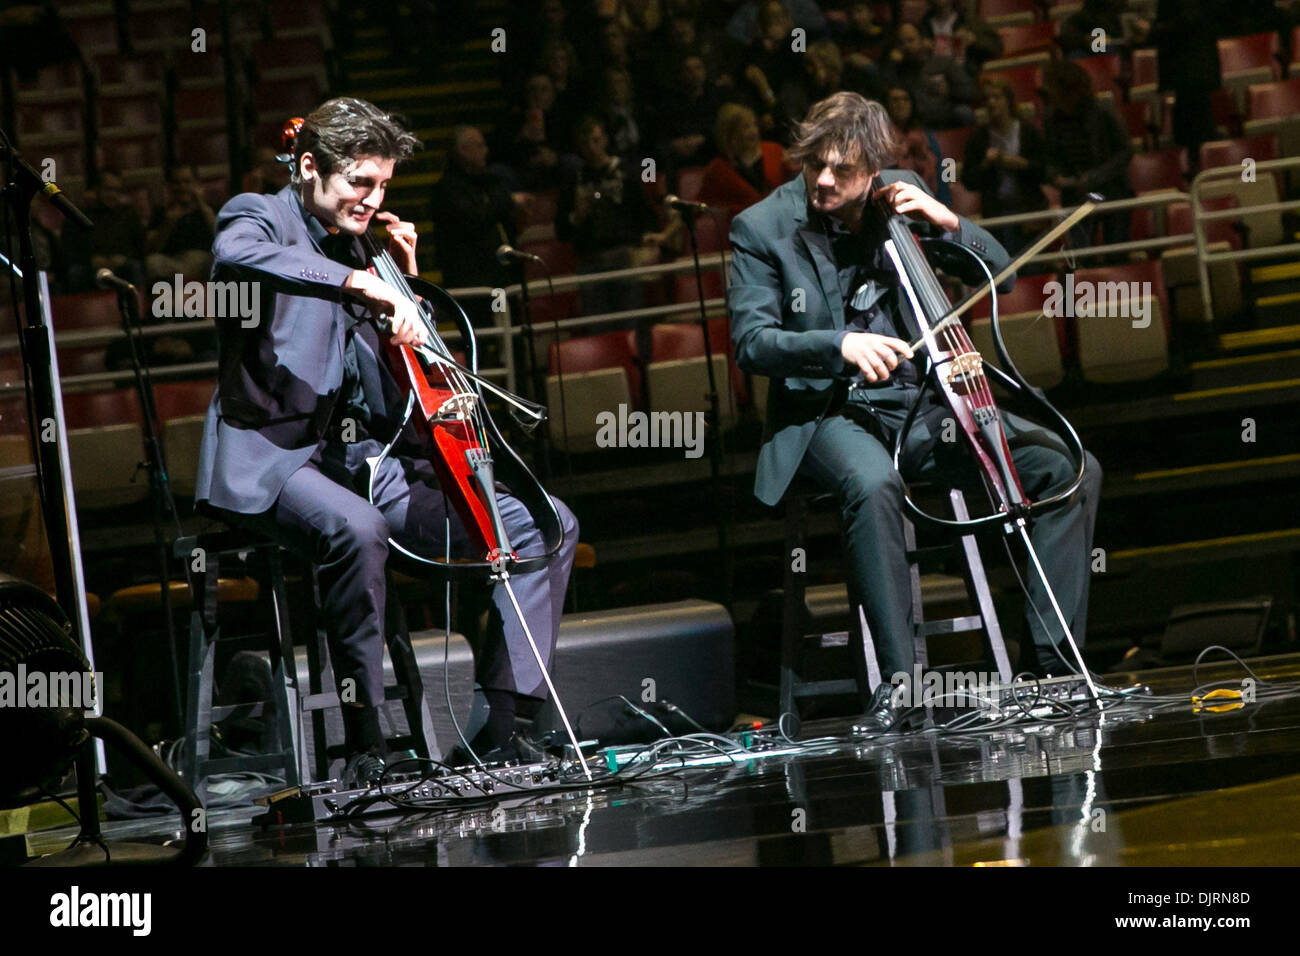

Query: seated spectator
[837,2,887,69]
[1060,0,1133,59]
[61,168,146,293]
[961,77,1048,256]
[1041,60,1133,251]
[241,146,291,195]
[145,164,216,285]
[557,116,668,318]
[918,0,1002,74]
[885,86,943,202]
[654,5,742,95]
[599,67,647,166]
[430,126,526,300]
[725,0,826,45]
[495,73,568,191]
[700,103,789,219]
[734,1,803,143]
[879,22,978,129]
[654,54,724,169]
[785,39,882,123]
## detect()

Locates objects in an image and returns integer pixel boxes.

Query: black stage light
[0,573,207,865]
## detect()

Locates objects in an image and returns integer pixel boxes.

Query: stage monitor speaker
[294,599,735,778]
[533,599,735,743]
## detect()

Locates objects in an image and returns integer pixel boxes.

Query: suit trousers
[797,382,1102,678]
[223,436,579,708]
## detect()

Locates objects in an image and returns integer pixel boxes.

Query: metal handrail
[1192,155,1300,321]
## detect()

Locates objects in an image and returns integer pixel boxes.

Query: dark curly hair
[291,97,421,185]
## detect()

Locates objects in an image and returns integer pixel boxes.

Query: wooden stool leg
[779,494,807,722]
[306,570,332,783]
[949,490,1013,683]
[265,548,301,788]
[904,514,929,673]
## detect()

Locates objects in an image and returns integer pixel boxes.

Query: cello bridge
[946,351,984,388]
[433,392,478,422]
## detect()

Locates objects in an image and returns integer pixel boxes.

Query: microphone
[664,194,715,214]
[495,243,543,265]
[95,268,136,294]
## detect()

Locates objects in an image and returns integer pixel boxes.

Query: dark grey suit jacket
[195,186,404,514]
[728,169,1012,506]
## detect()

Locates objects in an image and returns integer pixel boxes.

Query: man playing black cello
[195,98,579,784]
[728,92,1103,732]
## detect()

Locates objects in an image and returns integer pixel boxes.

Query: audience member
[430,126,526,298]
[496,73,568,191]
[699,103,790,219]
[654,54,723,169]
[1041,60,1133,250]
[724,0,826,45]
[145,164,215,284]
[884,86,943,201]
[62,168,146,292]
[599,67,647,166]
[961,77,1048,256]
[241,146,291,195]
[918,0,1002,73]
[557,116,667,318]
[879,23,978,129]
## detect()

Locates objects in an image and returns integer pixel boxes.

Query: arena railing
[3,189,1248,407]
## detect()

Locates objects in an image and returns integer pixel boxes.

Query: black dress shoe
[851,683,913,736]
[341,751,386,788]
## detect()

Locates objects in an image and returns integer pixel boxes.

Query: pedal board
[252,761,566,827]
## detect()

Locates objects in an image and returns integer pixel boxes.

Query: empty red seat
[671,270,726,305]
[49,292,122,332]
[1115,100,1152,150]
[1246,78,1300,119]
[61,388,144,429]
[99,94,162,131]
[969,272,1054,321]
[547,331,642,405]
[1128,148,1187,193]
[1166,197,1242,249]
[1074,54,1121,100]
[978,0,1037,26]
[174,87,228,126]
[176,128,231,166]
[252,78,325,118]
[1217,32,1282,81]
[153,380,216,422]
[676,166,707,202]
[1198,133,1278,172]
[1131,47,1159,90]
[997,21,1057,57]
[933,125,975,165]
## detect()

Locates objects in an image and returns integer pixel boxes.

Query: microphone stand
[509,256,552,481]
[112,283,185,733]
[0,128,88,642]
[679,205,732,607]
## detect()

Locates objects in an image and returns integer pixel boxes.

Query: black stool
[174,530,301,800]
[175,529,440,796]
[778,484,1012,729]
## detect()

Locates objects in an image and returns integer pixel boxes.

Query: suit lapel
[790,179,846,330]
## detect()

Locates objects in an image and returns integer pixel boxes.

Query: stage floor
[28,654,1300,867]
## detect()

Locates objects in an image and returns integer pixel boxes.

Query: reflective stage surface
[32,655,1300,866]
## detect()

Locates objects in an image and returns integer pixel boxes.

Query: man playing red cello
[194,97,579,785]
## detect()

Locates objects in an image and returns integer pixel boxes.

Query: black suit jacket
[727,170,1012,506]
[195,186,406,514]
